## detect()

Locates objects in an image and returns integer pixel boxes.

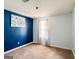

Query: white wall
[72,8,75,53]
[33,19,39,43]
[33,13,74,52]
[48,13,73,50]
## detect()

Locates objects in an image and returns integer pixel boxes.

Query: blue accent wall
[4,10,33,51]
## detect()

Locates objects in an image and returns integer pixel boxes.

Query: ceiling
[4,0,75,18]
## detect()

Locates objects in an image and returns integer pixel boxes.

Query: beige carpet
[5,43,74,59]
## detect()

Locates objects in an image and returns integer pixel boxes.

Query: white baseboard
[72,50,75,57]
[4,42,33,54]
[49,43,73,50]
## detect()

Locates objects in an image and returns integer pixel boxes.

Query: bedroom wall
[4,10,33,51]
[33,13,74,51]
[72,8,75,53]
[48,13,73,50]
[33,19,39,43]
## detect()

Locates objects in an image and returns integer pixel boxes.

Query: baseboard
[4,42,33,54]
[72,50,75,57]
[49,44,73,51]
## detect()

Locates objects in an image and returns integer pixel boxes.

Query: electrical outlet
[18,42,20,45]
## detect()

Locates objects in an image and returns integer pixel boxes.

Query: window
[39,19,48,45]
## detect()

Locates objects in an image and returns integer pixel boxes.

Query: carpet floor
[5,43,74,59]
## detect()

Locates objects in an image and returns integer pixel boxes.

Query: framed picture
[11,14,26,27]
